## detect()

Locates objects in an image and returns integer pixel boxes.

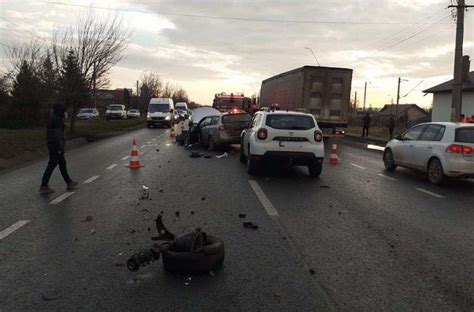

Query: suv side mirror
[395,134,403,140]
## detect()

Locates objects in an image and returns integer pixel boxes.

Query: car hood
[189,107,220,125]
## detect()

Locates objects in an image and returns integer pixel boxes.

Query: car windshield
[222,113,251,124]
[455,127,474,143]
[79,109,92,113]
[176,105,186,110]
[265,114,315,130]
[129,109,138,113]
[108,106,122,111]
[148,104,169,113]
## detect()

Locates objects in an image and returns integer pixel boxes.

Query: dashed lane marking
[147,141,151,144]
[367,144,385,152]
[416,188,445,199]
[248,180,279,217]
[377,173,397,181]
[83,175,100,184]
[0,220,30,240]
[50,192,75,205]
[106,164,118,170]
[121,156,130,160]
[140,145,146,149]
[351,163,366,170]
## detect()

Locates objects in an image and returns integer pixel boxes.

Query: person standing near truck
[362,113,371,137]
[39,104,77,194]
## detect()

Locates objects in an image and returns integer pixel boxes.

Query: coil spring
[127,249,158,272]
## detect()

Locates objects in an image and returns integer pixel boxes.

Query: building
[375,104,429,127]
[423,56,474,122]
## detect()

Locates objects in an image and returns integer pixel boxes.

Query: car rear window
[455,127,474,143]
[222,113,251,124]
[265,114,315,130]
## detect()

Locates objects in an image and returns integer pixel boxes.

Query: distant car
[383,122,474,185]
[240,111,325,177]
[106,104,127,120]
[127,109,140,118]
[199,112,251,151]
[76,108,99,120]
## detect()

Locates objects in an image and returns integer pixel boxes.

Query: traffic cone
[128,139,143,169]
[328,143,340,165]
[170,126,176,138]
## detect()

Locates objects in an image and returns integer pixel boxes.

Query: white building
[423,71,474,122]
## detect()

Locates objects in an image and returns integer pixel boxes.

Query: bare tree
[162,82,176,98]
[6,39,43,75]
[52,9,129,91]
[140,72,163,98]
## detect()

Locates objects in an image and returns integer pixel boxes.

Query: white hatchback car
[383,122,474,184]
[240,111,325,177]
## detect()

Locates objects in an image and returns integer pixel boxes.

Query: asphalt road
[1,127,473,311]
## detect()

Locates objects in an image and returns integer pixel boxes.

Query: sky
[1,0,473,108]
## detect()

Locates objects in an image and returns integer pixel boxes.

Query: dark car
[198,112,251,150]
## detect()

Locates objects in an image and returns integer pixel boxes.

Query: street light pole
[363,81,368,113]
[304,47,321,66]
[395,77,408,129]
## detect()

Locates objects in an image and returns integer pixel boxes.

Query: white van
[147,98,174,128]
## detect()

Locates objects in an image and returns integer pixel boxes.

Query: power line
[45,1,454,25]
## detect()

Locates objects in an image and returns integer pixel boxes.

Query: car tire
[308,162,322,178]
[246,145,259,175]
[208,136,216,151]
[162,235,225,274]
[239,140,246,163]
[383,148,397,171]
[427,158,445,185]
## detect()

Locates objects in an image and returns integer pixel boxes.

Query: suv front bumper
[261,151,323,165]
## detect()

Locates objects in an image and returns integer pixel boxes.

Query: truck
[212,92,254,113]
[259,66,353,135]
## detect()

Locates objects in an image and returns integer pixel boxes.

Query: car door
[199,117,212,145]
[396,124,426,166]
[412,125,445,170]
[208,116,220,141]
[243,114,261,155]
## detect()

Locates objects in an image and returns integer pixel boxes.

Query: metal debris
[309,269,315,275]
[215,152,228,159]
[42,295,61,301]
[238,213,246,219]
[89,229,96,235]
[81,216,93,223]
[243,222,259,230]
[141,185,149,199]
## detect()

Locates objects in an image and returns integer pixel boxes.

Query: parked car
[76,108,99,120]
[383,122,474,185]
[199,112,251,151]
[240,111,325,177]
[127,109,140,118]
[147,98,174,128]
[106,104,127,120]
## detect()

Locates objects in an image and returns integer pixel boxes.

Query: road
[1,126,473,311]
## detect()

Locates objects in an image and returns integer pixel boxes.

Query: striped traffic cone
[128,139,143,169]
[328,143,340,165]
[170,126,176,138]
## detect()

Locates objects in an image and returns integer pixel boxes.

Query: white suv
[383,122,474,184]
[240,111,325,177]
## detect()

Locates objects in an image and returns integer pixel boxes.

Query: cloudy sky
[1,0,473,107]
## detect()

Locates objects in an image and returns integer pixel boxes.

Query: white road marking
[377,173,397,181]
[367,144,385,151]
[248,180,279,217]
[121,155,130,160]
[0,220,30,240]
[83,175,100,184]
[152,138,156,141]
[147,141,151,144]
[416,188,445,199]
[106,164,118,170]
[50,192,75,205]
[351,163,366,170]
[140,145,146,149]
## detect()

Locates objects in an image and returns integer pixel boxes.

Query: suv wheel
[208,136,216,151]
[308,162,322,178]
[239,139,246,163]
[427,158,445,185]
[246,146,259,175]
[383,149,397,171]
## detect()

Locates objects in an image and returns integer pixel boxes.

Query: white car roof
[189,107,220,124]
[149,98,173,105]
[257,110,313,116]
[415,122,474,128]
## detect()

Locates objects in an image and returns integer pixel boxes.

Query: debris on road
[90,229,96,235]
[156,149,160,152]
[243,222,259,230]
[320,185,330,189]
[190,211,194,215]
[159,189,163,193]
[81,216,93,223]
[175,211,180,217]
[42,295,61,302]
[204,155,212,158]
[140,185,149,199]
[209,271,215,277]
[216,152,228,159]
[129,229,136,234]
[238,213,246,219]
[309,269,315,275]
[190,152,203,158]
[201,196,206,201]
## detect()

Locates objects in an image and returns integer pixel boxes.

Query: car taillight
[446,144,473,154]
[257,128,267,140]
[314,131,323,142]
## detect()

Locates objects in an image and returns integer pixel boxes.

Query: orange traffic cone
[170,126,176,138]
[328,143,340,165]
[128,139,143,169]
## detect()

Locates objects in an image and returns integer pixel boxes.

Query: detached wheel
[162,235,225,274]
[246,146,259,175]
[239,140,246,163]
[427,158,445,185]
[308,162,322,178]
[208,136,216,151]
[383,148,397,171]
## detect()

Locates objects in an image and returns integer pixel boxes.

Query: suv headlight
[147,114,151,121]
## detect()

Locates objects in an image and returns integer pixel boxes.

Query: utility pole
[395,77,401,128]
[363,82,368,113]
[136,80,139,108]
[448,0,474,121]
[354,91,357,111]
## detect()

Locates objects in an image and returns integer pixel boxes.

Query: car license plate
[279,141,302,148]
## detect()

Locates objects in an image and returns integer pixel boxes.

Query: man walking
[39,104,77,194]
[388,116,395,140]
[362,113,371,137]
